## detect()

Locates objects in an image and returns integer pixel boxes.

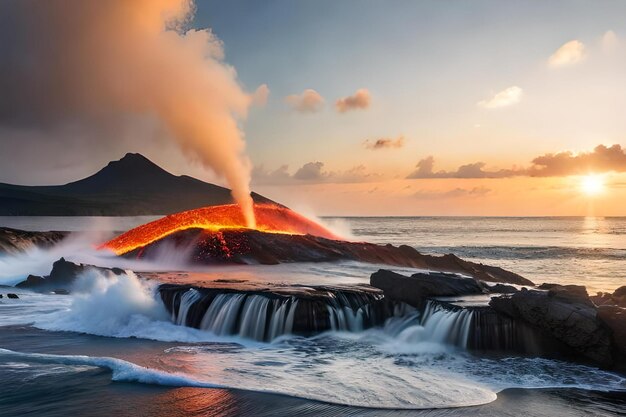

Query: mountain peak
[108,152,158,168]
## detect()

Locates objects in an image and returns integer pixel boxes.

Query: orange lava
[101,204,339,255]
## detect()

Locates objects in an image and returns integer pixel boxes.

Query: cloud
[285,89,324,113]
[363,135,405,150]
[527,144,626,177]
[253,161,382,185]
[294,162,325,180]
[252,84,270,107]
[408,156,519,179]
[602,30,619,53]
[336,88,371,113]
[413,187,492,199]
[548,40,586,67]
[478,86,523,109]
[407,144,626,179]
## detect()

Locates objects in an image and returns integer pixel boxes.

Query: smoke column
[0,0,259,227]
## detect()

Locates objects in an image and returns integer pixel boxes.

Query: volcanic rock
[370,269,484,308]
[128,228,534,286]
[16,258,124,293]
[490,285,614,366]
[597,306,626,358]
[591,286,626,308]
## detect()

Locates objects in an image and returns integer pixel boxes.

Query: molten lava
[102,204,339,255]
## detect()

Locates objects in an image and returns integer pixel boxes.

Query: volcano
[102,204,533,285]
[102,203,339,255]
[0,153,274,215]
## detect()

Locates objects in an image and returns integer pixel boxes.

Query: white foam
[17,270,260,346]
[0,347,497,409]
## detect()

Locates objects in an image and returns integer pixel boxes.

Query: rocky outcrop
[597,306,626,358]
[490,285,614,367]
[6,293,19,299]
[0,227,66,254]
[16,258,124,293]
[591,286,626,308]
[129,228,533,285]
[370,269,484,307]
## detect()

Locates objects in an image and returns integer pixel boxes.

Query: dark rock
[614,286,626,298]
[467,306,572,356]
[20,275,46,287]
[597,306,626,357]
[490,288,614,366]
[128,228,534,286]
[7,293,19,299]
[591,286,626,308]
[537,283,559,290]
[370,269,484,308]
[546,284,594,307]
[16,258,124,293]
[0,294,2,298]
[487,283,519,294]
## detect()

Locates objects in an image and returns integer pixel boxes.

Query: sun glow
[580,175,605,196]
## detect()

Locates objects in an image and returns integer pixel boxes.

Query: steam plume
[0,0,258,227]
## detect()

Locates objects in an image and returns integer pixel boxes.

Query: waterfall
[172,288,202,326]
[161,285,553,354]
[419,301,474,348]
[159,284,403,342]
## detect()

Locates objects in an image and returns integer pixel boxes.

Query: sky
[1,0,626,216]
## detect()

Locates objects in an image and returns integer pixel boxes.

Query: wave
[418,245,626,260]
[0,347,497,409]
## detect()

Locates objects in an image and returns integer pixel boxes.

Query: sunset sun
[580,174,605,196]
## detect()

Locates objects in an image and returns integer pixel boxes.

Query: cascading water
[383,300,475,349]
[161,285,483,348]
[160,284,405,341]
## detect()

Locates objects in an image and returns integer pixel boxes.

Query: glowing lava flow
[101,204,340,255]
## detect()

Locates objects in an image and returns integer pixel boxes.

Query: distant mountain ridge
[0,153,273,215]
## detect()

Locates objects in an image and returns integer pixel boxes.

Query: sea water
[0,216,625,414]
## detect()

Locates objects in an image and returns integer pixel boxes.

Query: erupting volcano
[102,204,340,256]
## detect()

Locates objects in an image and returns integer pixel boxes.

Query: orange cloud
[408,144,626,179]
[252,84,270,106]
[336,88,371,113]
[285,89,324,113]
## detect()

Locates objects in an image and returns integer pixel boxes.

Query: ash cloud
[0,0,260,227]
[408,144,626,179]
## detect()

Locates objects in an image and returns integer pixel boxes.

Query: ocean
[0,216,625,416]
